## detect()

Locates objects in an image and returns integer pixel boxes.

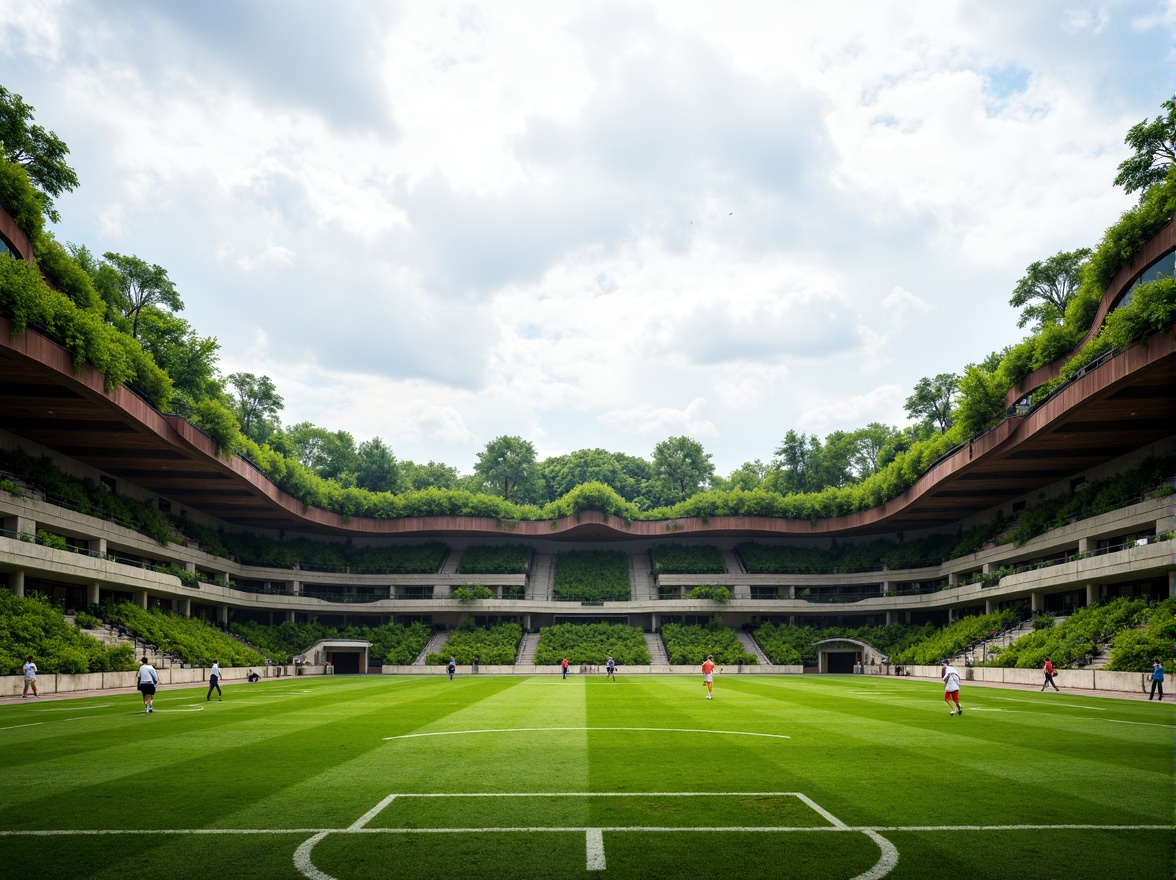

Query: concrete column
[11,569,25,597]
[291,580,302,597]
[220,572,230,587]
[89,538,107,556]
[1031,591,1043,613]
[10,515,36,538]
[1169,571,1175,599]
[787,585,796,599]
[948,572,960,586]
[882,581,892,596]
[982,562,994,575]
[87,582,100,607]
[1086,583,1098,607]
[176,598,190,617]
[885,611,895,625]
[184,561,196,574]
[135,590,148,609]
[285,609,295,624]
[217,605,229,625]
[1078,537,1093,554]
[985,599,995,615]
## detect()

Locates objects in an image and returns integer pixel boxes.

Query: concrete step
[737,631,771,666]
[644,632,668,665]
[414,631,449,666]
[515,632,537,665]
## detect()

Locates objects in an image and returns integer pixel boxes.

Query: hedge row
[0,589,137,675]
[457,544,530,574]
[533,622,650,666]
[428,621,522,665]
[553,550,630,602]
[653,544,726,574]
[891,609,1025,666]
[659,621,756,666]
[98,601,263,668]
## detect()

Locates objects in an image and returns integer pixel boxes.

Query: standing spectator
[447,656,457,681]
[207,660,223,701]
[606,656,616,682]
[1041,657,1060,692]
[1149,660,1164,701]
[22,655,39,699]
[942,662,963,716]
[561,657,570,679]
[702,655,716,700]
[137,656,158,714]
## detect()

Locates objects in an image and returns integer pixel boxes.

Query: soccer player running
[606,656,616,682]
[702,655,716,700]
[941,661,962,716]
[22,655,39,698]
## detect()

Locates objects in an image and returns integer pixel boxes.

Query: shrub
[427,622,522,665]
[687,585,730,603]
[458,544,529,574]
[534,622,650,666]
[553,550,630,602]
[660,620,755,665]
[653,544,726,574]
[986,598,1158,670]
[98,601,264,667]
[0,589,137,674]
[452,585,493,602]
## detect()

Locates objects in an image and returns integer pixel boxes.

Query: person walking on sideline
[702,655,716,700]
[561,657,569,679]
[606,656,616,682]
[137,656,158,714]
[942,662,963,716]
[1149,659,1164,700]
[22,655,39,698]
[447,656,457,681]
[1041,657,1060,692]
[207,660,223,701]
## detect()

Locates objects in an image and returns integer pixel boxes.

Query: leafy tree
[541,448,643,503]
[67,243,123,320]
[102,252,183,340]
[1114,96,1176,200]
[817,430,858,489]
[356,436,399,492]
[134,309,221,410]
[904,373,958,432]
[720,459,769,492]
[651,436,714,504]
[473,435,541,504]
[0,86,79,223]
[1009,248,1092,330]
[227,372,283,443]
[849,423,902,480]
[400,459,460,491]
[772,430,819,494]
[953,363,1006,437]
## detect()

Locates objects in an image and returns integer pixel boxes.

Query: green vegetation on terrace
[171,514,447,573]
[652,543,726,574]
[229,619,431,665]
[0,590,136,674]
[457,543,529,574]
[891,609,1026,666]
[659,620,756,665]
[427,619,522,665]
[0,447,177,546]
[753,621,937,666]
[553,550,630,602]
[533,622,650,666]
[983,597,1175,671]
[98,600,263,668]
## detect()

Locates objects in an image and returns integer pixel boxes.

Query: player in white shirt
[23,655,39,698]
[207,660,223,701]
[941,662,963,716]
[137,657,159,714]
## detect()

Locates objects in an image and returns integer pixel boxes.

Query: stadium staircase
[628,552,655,601]
[414,631,450,666]
[949,616,1068,667]
[722,548,745,574]
[515,632,537,665]
[439,548,463,575]
[528,553,555,600]
[644,632,669,665]
[77,619,175,667]
[737,631,771,666]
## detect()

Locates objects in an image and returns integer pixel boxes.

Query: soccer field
[0,674,1171,880]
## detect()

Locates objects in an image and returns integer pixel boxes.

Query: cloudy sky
[2,1,1171,476]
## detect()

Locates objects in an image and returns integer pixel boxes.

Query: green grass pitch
[0,674,1171,879]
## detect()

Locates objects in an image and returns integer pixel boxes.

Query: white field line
[996,698,1105,710]
[794,792,847,828]
[382,727,790,742]
[349,794,397,830]
[585,828,605,871]
[293,831,333,880]
[40,704,115,711]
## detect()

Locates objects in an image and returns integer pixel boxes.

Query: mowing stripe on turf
[382,726,791,741]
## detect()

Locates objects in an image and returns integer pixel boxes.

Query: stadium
[1,31,1175,880]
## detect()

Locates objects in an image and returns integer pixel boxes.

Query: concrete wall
[0,664,294,697]
[898,664,1151,694]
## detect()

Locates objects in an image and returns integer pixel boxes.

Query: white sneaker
[706,694,712,699]
[950,710,956,715]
